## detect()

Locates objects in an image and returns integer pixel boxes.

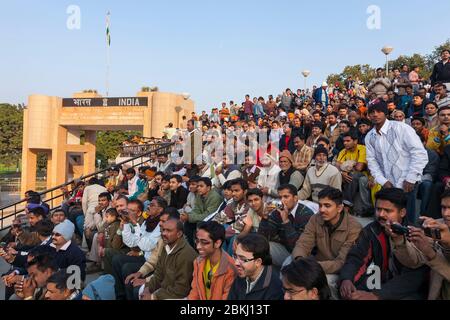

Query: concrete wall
[20,90,194,196]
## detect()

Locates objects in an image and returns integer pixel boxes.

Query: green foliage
[327,40,450,85]
[95,130,142,167]
[327,64,375,88]
[388,53,431,79]
[0,104,24,166]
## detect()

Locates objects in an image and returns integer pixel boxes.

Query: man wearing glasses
[227,233,283,300]
[187,221,237,300]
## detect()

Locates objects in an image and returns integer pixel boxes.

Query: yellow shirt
[203,258,219,300]
[337,144,367,174]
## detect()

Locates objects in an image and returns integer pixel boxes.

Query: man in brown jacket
[292,187,362,299]
[392,190,450,300]
[140,217,198,300]
[324,112,341,148]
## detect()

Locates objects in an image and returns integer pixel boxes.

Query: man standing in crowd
[430,49,450,90]
[365,99,428,224]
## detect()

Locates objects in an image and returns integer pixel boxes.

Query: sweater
[298,164,342,202]
[189,190,224,223]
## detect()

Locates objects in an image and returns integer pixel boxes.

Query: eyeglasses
[283,287,307,296]
[232,254,256,264]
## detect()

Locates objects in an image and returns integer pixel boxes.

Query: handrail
[0,142,174,230]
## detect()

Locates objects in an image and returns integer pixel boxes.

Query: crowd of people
[1,49,450,301]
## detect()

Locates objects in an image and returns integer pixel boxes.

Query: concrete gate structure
[20,90,194,196]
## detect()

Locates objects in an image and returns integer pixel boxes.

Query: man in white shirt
[365,99,428,224]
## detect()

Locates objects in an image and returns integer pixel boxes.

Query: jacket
[188,251,237,300]
[439,145,450,185]
[292,213,362,274]
[146,237,198,300]
[170,186,189,209]
[392,222,450,300]
[138,238,165,279]
[104,220,125,250]
[368,77,391,97]
[189,190,224,223]
[82,184,107,230]
[324,124,341,147]
[52,241,87,281]
[427,125,450,155]
[227,266,284,300]
[313,88,329,106]
[122,220,161,260]
[430,60,450,85]
[279,134,295,154]
[258,203,314,252]
[339,221,429,300]
[128,177,147,201]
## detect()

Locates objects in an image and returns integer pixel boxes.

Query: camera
[424,227,441,240]
[276,203,285,211]
[391,223,410,236]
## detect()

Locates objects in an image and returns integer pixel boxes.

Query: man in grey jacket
[368,68,392,98]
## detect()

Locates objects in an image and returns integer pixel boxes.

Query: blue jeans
[75,215,85,237]
[417,181,433,216]
[406,184,418,225]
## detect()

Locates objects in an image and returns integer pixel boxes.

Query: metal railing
[0,142,174,230]
[119,142,171,158]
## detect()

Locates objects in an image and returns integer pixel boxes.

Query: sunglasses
[205,270,213,289]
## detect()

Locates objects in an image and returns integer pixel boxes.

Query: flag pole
[106,11,111,97]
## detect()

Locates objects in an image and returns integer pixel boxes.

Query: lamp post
[175,106,183,129]
[381,46,394,76]
[301,70,311,90]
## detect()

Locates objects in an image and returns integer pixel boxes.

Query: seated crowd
[2,57,450,300]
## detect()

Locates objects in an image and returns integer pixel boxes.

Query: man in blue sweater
[51,220,86,283]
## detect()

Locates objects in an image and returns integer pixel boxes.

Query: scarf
[279,166,296,185]
[145,214,161,233]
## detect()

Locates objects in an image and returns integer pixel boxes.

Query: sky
[1,0,449,112]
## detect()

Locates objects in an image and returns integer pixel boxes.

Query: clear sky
[1,0,449,112]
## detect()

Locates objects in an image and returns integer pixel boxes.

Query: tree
[426,39,450,73]
[341,64,375,84]
[95,130,142,167]
[0,104,24,166]
[388,53,431,79]
[327,64,375,89]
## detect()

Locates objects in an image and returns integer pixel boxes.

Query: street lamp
[175,105,183,128]
[381,46,394,76]
[301,70,311,90]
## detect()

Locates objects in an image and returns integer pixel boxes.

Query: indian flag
[106,11,111,46]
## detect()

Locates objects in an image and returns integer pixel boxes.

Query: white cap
[322,82,328,87]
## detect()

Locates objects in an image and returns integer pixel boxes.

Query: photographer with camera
[392,189,450,299]
[339,188,429,300]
